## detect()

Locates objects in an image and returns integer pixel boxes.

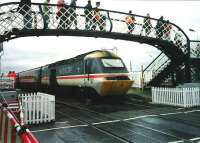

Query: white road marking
[32,124,88,132]
[160,112,182,116]
[92,120,120,125]
[168,140,184,143]
[189,137,200,141]
[176,108,184,110]
[123,115,157,121]
[121,109,200,122]
[160,109,200,116]
[56,121,69,124]
[184,110,200,114]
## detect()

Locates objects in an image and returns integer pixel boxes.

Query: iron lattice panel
[0,2,188,53]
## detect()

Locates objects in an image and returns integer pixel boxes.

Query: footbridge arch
[0,2,191,85]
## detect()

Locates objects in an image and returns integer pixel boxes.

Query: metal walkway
[0,2,198,85]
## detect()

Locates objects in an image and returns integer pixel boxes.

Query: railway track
[56,103,132,143]
[56,99,195,143]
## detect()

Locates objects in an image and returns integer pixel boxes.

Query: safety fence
[143,53,170,85]
[19,92,55,125]
[131,52,170,88]
[152,87,200,107]
[0,106,39,143]
[190,40,200,58]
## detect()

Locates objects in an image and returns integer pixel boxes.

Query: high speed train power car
[16,50,133,97]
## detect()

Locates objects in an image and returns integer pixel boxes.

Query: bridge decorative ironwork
[0,2,189,53]
[189,40,200,82]
[190,40,200,58]
[143,52,170,84]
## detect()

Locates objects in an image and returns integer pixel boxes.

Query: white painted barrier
[152,87,200,107]
[20,93,55,124]
[0,100,39,143]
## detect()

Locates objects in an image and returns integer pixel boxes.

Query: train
[16,50,133,97]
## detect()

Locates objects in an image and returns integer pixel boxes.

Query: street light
[189,28,199,40]
[101,46,118,55]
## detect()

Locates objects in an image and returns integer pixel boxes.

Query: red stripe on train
[56,74,128,80]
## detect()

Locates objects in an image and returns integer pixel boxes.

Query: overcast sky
[1,0,200,73]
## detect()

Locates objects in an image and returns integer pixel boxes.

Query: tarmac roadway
[29,96,200,143]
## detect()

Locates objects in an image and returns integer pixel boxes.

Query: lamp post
[112,46,118,55]
[101,46,118,55]
[189,28,198,40]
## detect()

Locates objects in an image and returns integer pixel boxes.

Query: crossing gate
[0,91,39,143]
[19,93,55,124]
[0,107,39,143]
[152,87,200,107]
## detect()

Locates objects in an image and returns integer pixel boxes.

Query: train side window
[74,61,83,74]
[90,59,103,74]
[85,60,91,74]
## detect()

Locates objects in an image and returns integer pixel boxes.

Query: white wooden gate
[152,87,200,107]
[20,92,55,124]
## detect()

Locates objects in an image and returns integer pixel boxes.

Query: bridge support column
[185,61,191,83]
[184,40,191,83]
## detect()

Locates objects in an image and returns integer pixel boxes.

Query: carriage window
[101,59,124,68]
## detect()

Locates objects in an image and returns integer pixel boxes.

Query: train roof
[49,50,119,67]
[18,50,120,73]
[18,67,41,74]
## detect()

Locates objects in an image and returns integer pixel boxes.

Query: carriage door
[37,68,42,90]
[84,59,92,86]
[50,68,57,87]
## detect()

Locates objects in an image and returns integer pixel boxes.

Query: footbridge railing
[0,2,189,54]
[189,40,200,82]
[190,40,200,58]
[143,52,170,85]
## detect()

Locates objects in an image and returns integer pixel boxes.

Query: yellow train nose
[100,80,133,96]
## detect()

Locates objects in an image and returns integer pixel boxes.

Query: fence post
[33,94,35,124]
[152,87,154,103]
[183,88,187,107]
[39,94,42,124]
[193,88,198,106]
[198,88,200,105]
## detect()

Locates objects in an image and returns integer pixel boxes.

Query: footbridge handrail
[190,40,200,58]
[0,2,189,54]
[143,52,170,84]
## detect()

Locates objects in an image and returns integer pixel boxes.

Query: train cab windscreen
[101,59,124,68]
[86,58,128,74]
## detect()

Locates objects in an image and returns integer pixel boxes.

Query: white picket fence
[20,92,55,124]
[152,87,200,107]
